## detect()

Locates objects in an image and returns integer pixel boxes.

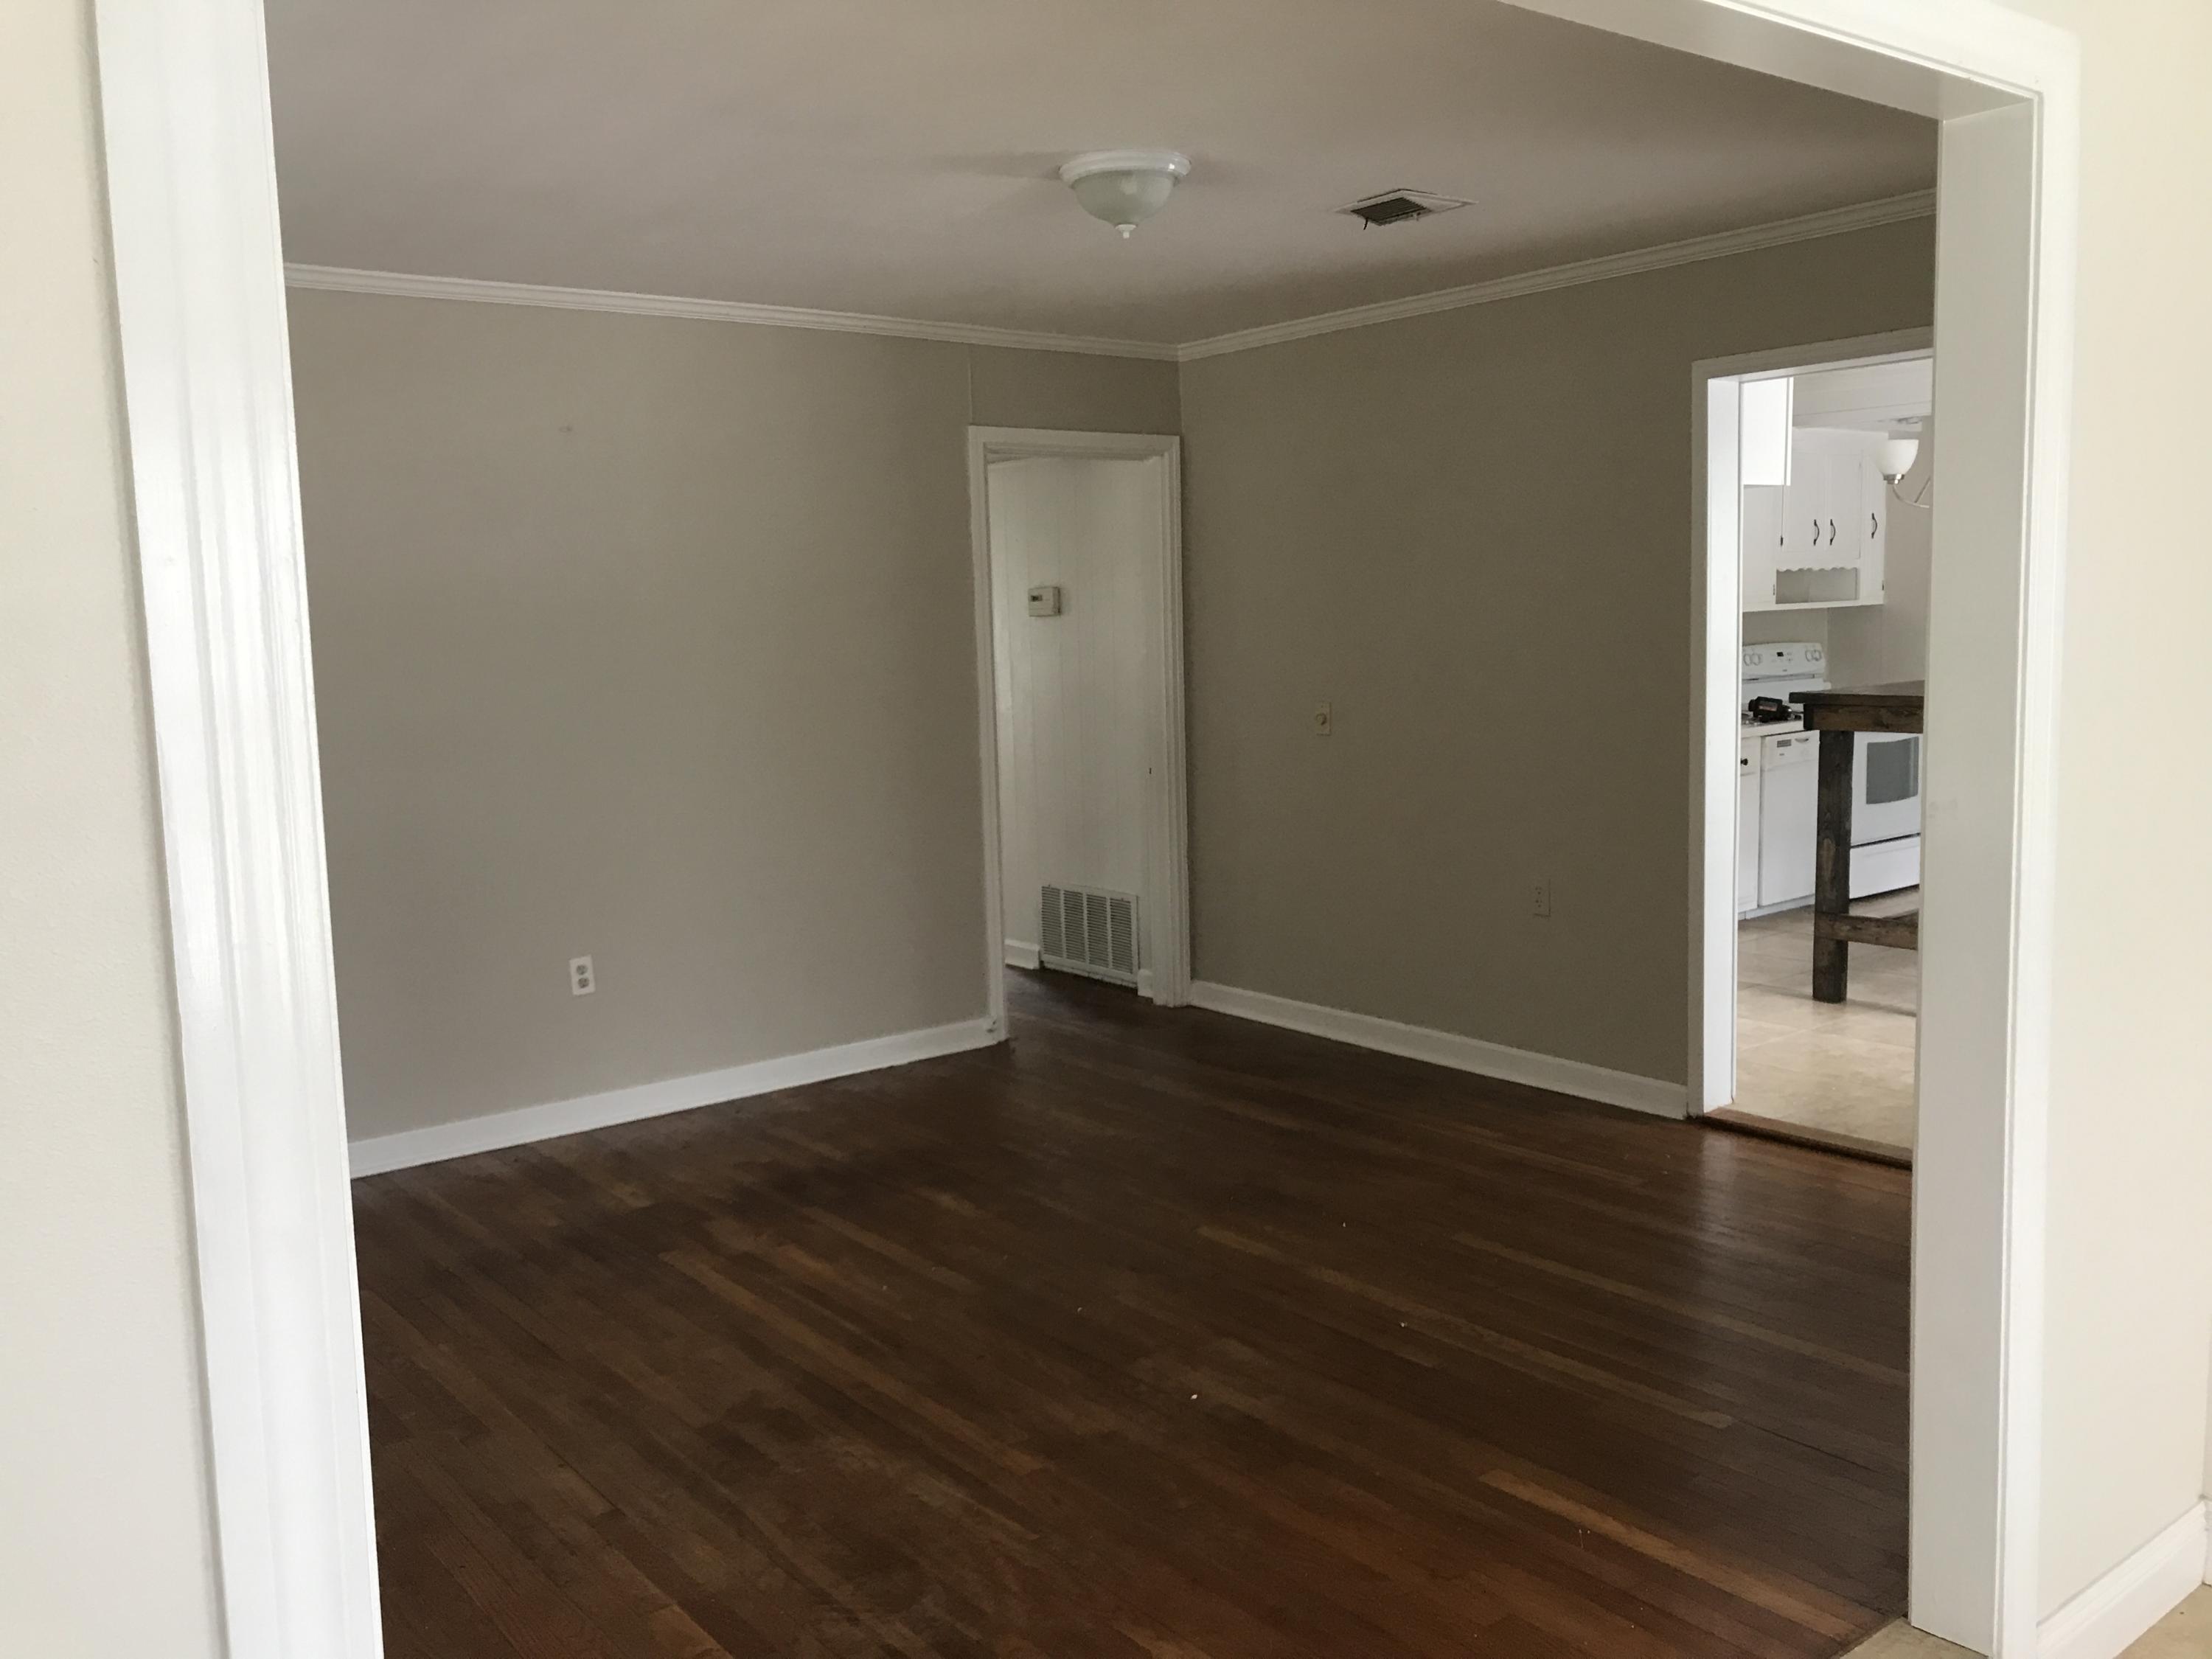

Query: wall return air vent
[1039,885,1139,986]
[1338,188,1472,229]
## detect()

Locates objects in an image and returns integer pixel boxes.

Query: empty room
[277,2,1937,1645]
[18,4,2212,1659]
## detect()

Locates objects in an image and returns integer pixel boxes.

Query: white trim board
[1176,191,1933,359]
[2036,1502,2208,1659]
[1189,981,1687,1119]
[349,1018,997,1178]
[91,0,386,1654]
[284,262,1180,361]
[286,189,1933,368]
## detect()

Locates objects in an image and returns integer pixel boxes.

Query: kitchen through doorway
[970,428,1191,1026]
[1697,342,1935,1164]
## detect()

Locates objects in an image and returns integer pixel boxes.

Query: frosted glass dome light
[1879,435,1922,482]
[1060,150,1191,238]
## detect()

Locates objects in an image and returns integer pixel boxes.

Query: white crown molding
[283,262,1182,361]
[289,190,1933,369]
[1189,981,1686,1119]
[1175,190,1938,361]
[347,1017,998,1178]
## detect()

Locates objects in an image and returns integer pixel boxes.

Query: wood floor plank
[355,967,1908,1658]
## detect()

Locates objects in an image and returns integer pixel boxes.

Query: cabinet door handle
[1871,511,1880,538]
[1829,518,1837,544]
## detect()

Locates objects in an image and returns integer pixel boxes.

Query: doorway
[1699,343,1935,1164]
[966,428,1191,1030]
[99,0,2076,1652]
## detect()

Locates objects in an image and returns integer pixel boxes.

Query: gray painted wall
[1177,218,1936,1085]
[289,288,1178,1138]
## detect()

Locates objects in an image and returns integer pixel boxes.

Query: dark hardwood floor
[355,969,1910,1659]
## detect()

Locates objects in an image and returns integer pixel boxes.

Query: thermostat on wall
[1026,585,1063,617]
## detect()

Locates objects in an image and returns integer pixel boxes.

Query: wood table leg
[1812,728,1855,1003]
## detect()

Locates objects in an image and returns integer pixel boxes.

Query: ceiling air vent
[1338,188,1472,229]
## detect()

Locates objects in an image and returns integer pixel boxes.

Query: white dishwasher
[1736,734,1763,913]
[1757,730,1819,909]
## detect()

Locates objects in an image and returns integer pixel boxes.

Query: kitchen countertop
[1792,680,1926,713]
[1742,717,1806,740]
[1792,679,1926,736]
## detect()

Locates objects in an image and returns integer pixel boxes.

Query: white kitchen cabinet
[1860,456,1890,597]
[1742,428,1888,611]
[1778,439,1837,566]
[1739,377,1794,487]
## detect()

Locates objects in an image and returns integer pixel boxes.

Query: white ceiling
[266,0,1936,348]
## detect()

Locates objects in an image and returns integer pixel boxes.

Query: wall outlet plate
[1313,703,1333,736]
[1026,584,1063,617]
[569,955,595,995]
[1532,878,1554,919]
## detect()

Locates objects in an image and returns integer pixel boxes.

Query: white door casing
[966,428,1191,1033]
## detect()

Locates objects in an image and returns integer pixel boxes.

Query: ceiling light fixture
[1879,436,1921,483]
[1060,150,1190,239]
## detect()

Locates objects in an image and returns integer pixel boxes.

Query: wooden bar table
[1790,680,1924,1003]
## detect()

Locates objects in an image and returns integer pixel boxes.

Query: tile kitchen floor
[1735,891,1919,1155]
[1845,1585,2212,1657]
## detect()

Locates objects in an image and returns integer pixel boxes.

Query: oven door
[1852,732,1922,845]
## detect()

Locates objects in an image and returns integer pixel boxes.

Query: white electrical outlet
[1531,878,1554,919]
[1313,702,1333,736]
[569,955,596,995]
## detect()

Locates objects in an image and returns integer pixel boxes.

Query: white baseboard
[347,1017,1000,1178]
[2037,1501,2208,1659]
[1004,940,1040,970]
[1187,981,1686,1119]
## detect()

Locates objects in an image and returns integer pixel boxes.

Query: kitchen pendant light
[1060,150,1190,238]
[1879,436,1921,483]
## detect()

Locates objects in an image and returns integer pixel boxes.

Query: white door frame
[1501,6,2074,1655]
[1690,327,1934,1116]
[966,427,1192,1032]
[91,0,2072,1656]
[88,2,383,1657]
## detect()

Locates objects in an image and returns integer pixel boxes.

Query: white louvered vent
[1038,884,1140,986]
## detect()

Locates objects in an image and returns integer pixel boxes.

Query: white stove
[1739,641,1826,728]
[1736,641,1920,914]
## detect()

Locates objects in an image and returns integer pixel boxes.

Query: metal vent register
[1337,188,1473,229]
[1039,885,1139,985]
